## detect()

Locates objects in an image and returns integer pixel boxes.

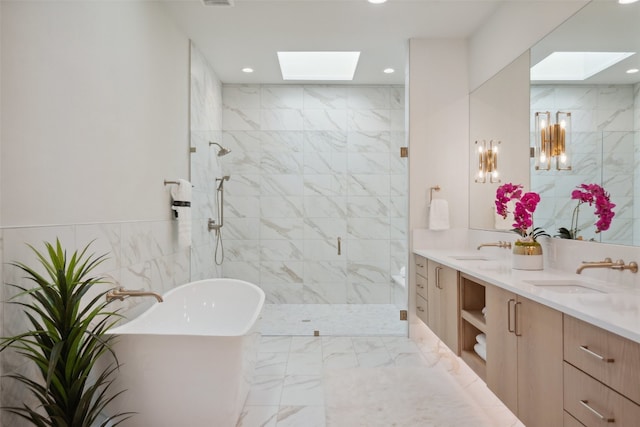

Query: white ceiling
[161,0,504,85]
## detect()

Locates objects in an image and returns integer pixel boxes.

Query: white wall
[468,0,589,91]
[0,3,191,424]
[408,39,469,328]
[1,1,189,226]
[408,39,469,233]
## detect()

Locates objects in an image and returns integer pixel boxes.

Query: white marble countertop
[414,248,640,344]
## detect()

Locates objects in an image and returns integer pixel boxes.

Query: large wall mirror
[469,52,531,230]
[470,0,640,247]
[530,0,640,246]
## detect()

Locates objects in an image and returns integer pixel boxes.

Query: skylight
[530,51,636,81]
[277,51,360,81]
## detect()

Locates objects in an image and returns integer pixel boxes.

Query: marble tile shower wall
[531,84,637,245]
[190,42,223,281]
[220,85,407,304]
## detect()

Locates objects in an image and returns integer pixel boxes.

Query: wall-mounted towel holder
[429,185,441,204]
[164,180,194,187]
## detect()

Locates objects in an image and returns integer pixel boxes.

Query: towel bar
[429,185,441,204]
[164,180,194,187]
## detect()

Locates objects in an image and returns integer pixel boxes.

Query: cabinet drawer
[416,273,428,298]
[564,315,640,404]
[415,255,427,279]
[416,293,428,325]
[564,362,640,427]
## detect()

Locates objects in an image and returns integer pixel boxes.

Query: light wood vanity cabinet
[562,315,640,426]
[414,255,429,325]
[413,255,459,354]
[485,285,563,427]
[426,260,459,354]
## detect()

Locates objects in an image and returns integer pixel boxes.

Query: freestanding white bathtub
[103,278,265,427]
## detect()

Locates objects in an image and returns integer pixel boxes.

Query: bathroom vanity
[413,250,640,427]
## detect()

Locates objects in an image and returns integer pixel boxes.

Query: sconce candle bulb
[475,139,501,183]
[534,111,572,171]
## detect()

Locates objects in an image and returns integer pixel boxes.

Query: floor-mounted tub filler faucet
[477,241,512,250]
[576,258,638,274]
[106,287,163,303]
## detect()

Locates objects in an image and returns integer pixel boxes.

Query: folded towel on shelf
[474,342,487,361]
[170,179,192,248]
[476,333,486,346]
[428,199,450,230]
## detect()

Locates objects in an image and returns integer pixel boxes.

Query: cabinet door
[426,260,440,332]
[516,296,563,427]
[485,285,518,414]
[438,265,459,354]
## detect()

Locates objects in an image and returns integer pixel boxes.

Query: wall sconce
[474,139,500,183]
[534,111,572,171]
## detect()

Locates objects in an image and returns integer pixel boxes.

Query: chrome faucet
[106,287,164,303]
[477,241,512,250]
[576,258,639,274]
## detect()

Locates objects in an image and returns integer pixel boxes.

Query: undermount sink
[450,255,491,261]
[524,279,606,294]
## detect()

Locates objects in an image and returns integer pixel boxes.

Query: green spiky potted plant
[0,239,132,426]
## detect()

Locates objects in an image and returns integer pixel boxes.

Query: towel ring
[429,185,441,204]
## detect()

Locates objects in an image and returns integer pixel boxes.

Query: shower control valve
[208,218,222,232]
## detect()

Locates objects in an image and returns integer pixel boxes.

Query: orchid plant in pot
[496,183,549,270]
[556,183,615,240]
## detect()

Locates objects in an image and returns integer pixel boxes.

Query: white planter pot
[512,253,543,270]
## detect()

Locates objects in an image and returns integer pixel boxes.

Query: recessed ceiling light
[627,68,639,74]
[530,51,636,81]
[242,67,254,73]
[277,51,360,81]
[368,0,388,4]
[383,68,395,74]
[619,0,639,4]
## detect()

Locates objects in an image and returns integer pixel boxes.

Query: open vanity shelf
[459,274,487,380]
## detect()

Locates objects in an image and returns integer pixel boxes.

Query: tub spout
[106,287,164,303]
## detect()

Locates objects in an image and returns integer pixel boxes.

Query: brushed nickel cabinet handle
[579,400,615,423]
[435,266,442,289]
[337,237,341,255]
[417,306,425,312]
[507,299,516,333]
[579,345,614,363]
[417,283,424,289]
[514,301,522,337]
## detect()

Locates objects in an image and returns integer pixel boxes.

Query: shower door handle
[337,237,341,255]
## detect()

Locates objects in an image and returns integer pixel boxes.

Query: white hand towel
[476,333,486,346]
[170,179,192,248]
[428,199,450,230]
[474,342,486,361]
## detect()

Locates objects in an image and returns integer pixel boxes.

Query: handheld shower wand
[208,175,231,265]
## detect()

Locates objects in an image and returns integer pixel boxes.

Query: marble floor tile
[280,375,324,406]
[255,352,289,376]
[260,336,292,353]
[245,376,285,406]
[241,322,522,427]
[236,405,279,427]
[276,406,326,427]
[286,352,323,375]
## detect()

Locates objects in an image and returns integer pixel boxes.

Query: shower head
[209,141,232,157]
